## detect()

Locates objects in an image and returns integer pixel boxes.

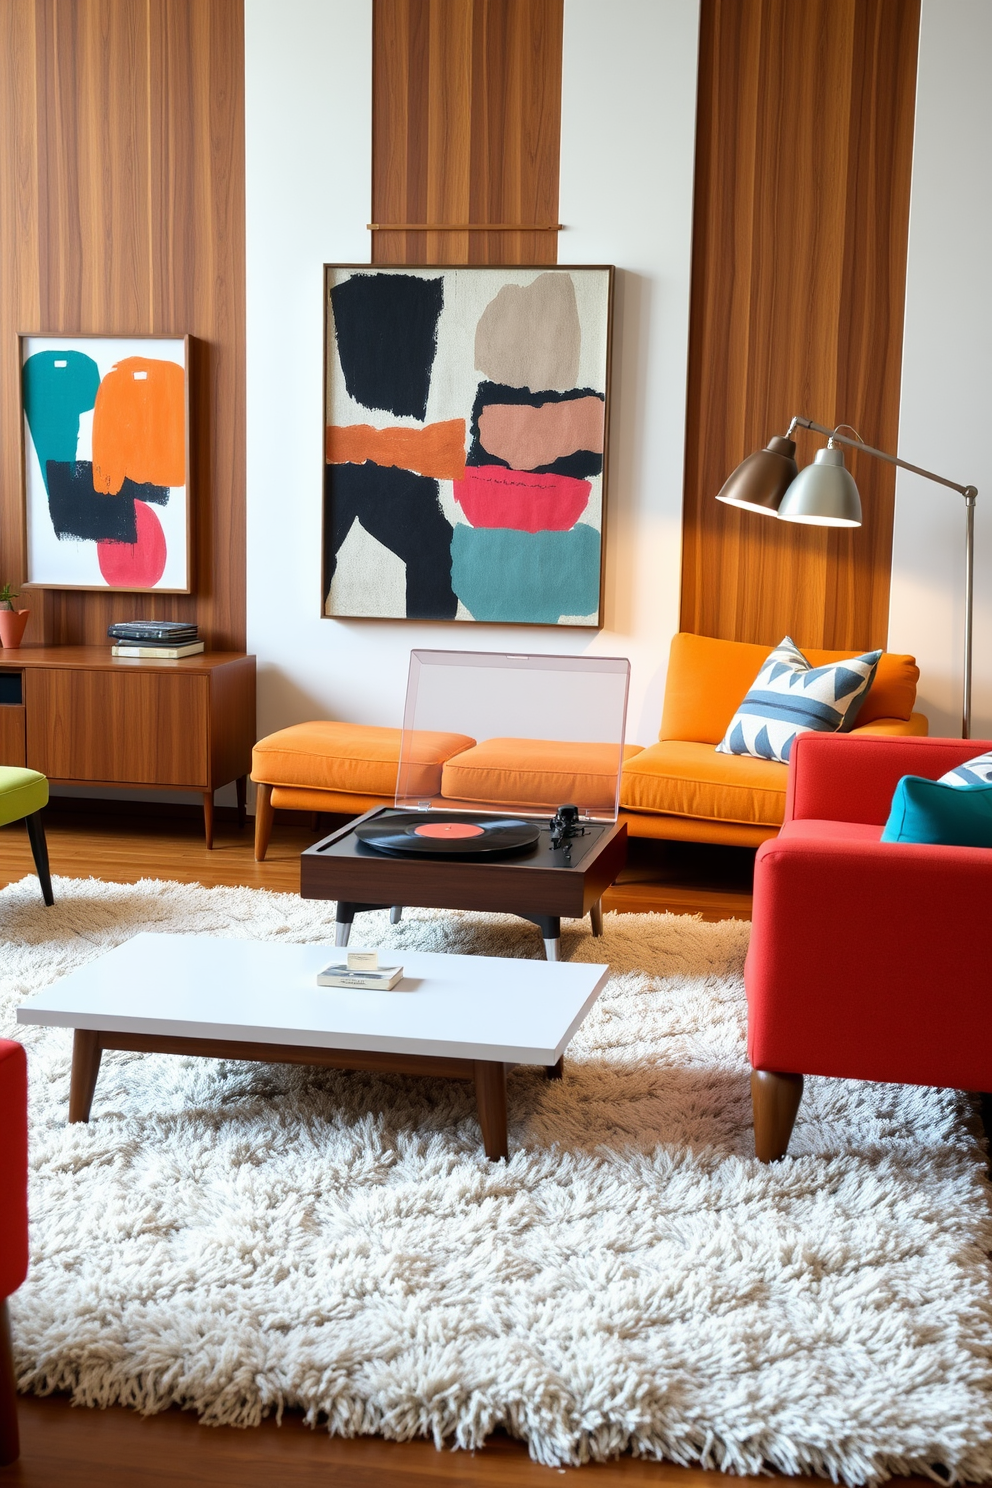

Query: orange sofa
[618,633,927,847]
[251,633,926,860]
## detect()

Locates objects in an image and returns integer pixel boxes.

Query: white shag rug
[1,873,991,1482]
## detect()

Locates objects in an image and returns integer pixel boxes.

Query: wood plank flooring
[0,805,767,1485]
[0,807,754,919]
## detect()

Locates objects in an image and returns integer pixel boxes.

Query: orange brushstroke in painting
[326,420,466,481]
[91,357,185,494]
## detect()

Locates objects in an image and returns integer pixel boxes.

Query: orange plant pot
[0,609,30,649]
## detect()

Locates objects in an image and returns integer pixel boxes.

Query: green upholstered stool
[0,768,53,906]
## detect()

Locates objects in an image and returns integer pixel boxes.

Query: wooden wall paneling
[680,0,920,653]
[0,0,246,652]
[372,0,563,267]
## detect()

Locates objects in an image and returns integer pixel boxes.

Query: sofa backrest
[659,632,920,744]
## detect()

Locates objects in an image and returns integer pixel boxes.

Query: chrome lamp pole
[715,414,979,739]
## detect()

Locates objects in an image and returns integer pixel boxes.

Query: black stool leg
[25,810,54,906]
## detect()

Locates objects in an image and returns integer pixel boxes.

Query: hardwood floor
[8,1396,774,1487]
[0,805,754,919]
[0,805,764,1485]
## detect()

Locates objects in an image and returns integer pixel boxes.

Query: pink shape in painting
[97,500,168,588]
[453,466,591,532]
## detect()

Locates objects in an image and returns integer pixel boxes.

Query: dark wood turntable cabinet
[300,807,628,960]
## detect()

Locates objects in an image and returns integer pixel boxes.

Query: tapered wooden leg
[69,1029,103,1123]
[590,898,604,936]
[474,1060,508,1160]
[25,809,54,906]
[236,775,247,830]
[545,1056,564,1080]
[202,790,214,849]
[0,1298,19,1468]
[254,783,273,862]
[751,1069,804,1162]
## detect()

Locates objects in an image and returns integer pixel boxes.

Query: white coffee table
[17,933,610,1160]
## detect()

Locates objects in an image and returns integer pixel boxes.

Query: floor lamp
[715,416,979,739]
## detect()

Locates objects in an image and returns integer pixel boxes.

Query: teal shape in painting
[450,523,600,623]
[22,351,101,492]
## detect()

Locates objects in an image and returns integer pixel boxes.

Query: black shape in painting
[330,273,444,420]
[46,461,138,544]
[325,462,458,621]
[120,476,170,506]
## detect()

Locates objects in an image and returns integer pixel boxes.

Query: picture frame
[322,264,614,627]
[18,332,192,594]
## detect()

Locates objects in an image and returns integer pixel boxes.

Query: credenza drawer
[0,704,26,767]
[25,669,210,787]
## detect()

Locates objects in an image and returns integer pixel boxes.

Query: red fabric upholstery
[783,731,988,826]
[0,1040,28,1300]
[747,734,992,1094]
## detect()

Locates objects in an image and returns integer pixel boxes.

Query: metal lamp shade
[714,435,798,515]
[777,445,863,527]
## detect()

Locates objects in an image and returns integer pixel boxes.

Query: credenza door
[25,669,210,787]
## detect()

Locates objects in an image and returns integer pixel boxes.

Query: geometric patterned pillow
[938,749,992,788]
[715,636,882,764]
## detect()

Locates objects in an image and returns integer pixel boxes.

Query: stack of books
[107,621,204,659]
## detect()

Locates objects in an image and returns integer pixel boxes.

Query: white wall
[244,0,701,760]
[888,0,992,740]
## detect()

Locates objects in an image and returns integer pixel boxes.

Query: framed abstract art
[19,333,191,593]
[322,265,613,626]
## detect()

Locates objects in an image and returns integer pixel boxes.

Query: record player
[301,651,631,960]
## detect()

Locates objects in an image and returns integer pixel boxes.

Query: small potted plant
[0,582,30,649]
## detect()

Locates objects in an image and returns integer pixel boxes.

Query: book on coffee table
[317,962,405,990]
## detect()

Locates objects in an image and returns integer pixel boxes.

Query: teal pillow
[881,775,992,847]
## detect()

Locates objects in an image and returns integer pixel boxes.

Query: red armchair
[0,1039,28,1466]
[746,733,992,1161]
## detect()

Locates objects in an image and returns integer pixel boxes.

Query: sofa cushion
[881,775,992,848]
[252,722,475,798]
[620,741,788,827]
[939,748,992,788]
[716,637,881,763]
[660,632,919,744]
[441,738,644,813]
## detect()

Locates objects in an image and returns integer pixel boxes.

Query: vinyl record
[355,812,540,858]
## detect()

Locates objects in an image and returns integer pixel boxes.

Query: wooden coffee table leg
[474,1060,508,1160]
[69,1029,103,1123]
[590,897,604,936]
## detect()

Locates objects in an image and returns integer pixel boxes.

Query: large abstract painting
[323,266,613,625]
[20,335,191,593]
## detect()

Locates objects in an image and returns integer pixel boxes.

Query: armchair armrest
[747,832,992,1090]
[783,732,992,826]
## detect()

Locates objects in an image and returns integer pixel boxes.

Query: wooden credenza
[0,646,256,847]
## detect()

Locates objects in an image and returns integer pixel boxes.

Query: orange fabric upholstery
[620,717,929,841]
[659,632,921,744]
[621,741,789,828]
[618,811,778,847]
[269,786,394,814]
[849,712,929,738]
[440,738,644,814]
[252,722,475,799]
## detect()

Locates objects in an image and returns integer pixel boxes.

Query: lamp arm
[785,415,978,739]
[785,416,977,501]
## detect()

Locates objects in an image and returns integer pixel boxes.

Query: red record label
[414,822,486,839]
